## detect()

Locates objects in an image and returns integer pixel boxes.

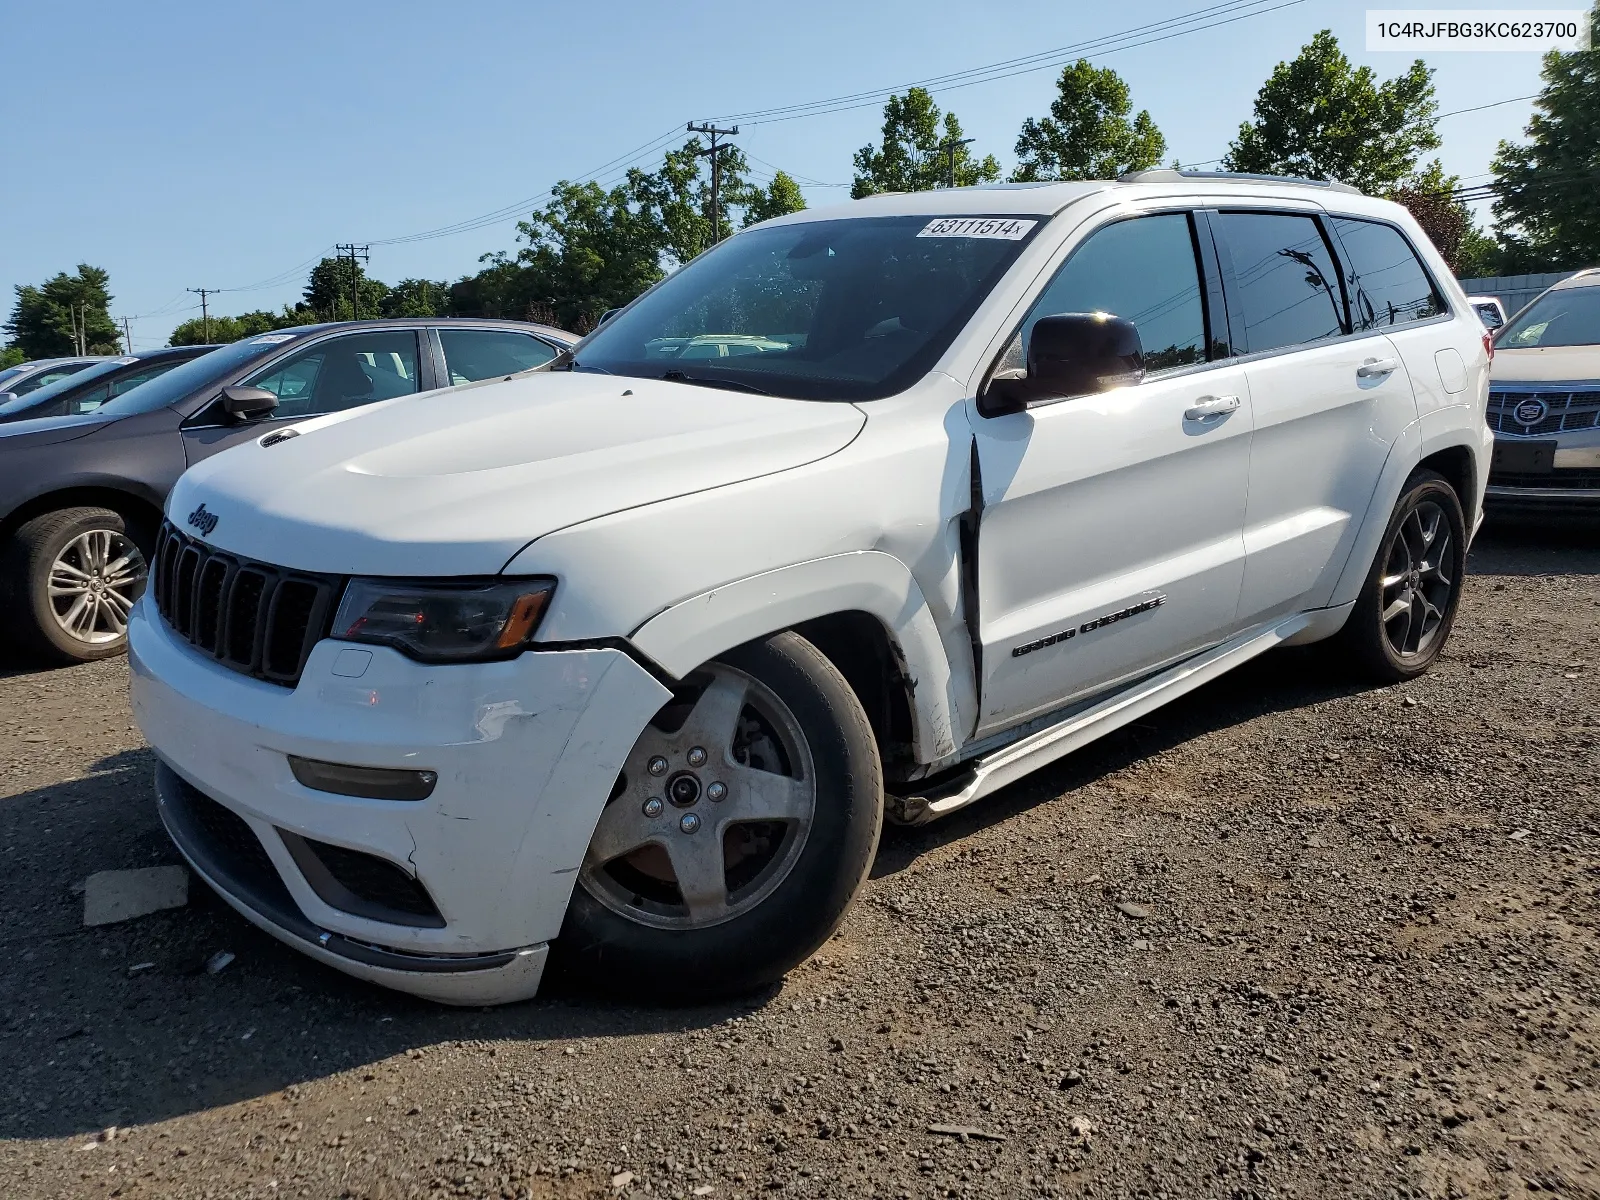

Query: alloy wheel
[580,663,817,930]
[47,528,147,645]
[1378,499,1454,660]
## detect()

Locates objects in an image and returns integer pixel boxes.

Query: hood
[170,372,866,575]
[1491,345,1600,384]
[0,412,114,447]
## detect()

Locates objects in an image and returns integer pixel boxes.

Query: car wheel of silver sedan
[1,506,149,665]
[559,632,883,1001]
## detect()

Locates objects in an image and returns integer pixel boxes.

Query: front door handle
[1184,394,1241,421]
[1357,356,1399,378]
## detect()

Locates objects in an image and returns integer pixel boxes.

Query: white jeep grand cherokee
[129,173,1492,1005]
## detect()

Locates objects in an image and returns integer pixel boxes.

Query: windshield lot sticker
[917,218,1037,240]
[249,334,296,344]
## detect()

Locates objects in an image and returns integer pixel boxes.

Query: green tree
[511,178,666,331]
[1489,2,1600,272]
[4,265,121,358]
[1223,30,1439,193]
[302,256,390,322]
[169,308,300,346]
[380,278,451,318]
[0,346,24,370]
[1388,160,1488,274]
[742,171,807,226]
[1011,60,1166,182]
[851,88,1000,197]
[631,137,760,265]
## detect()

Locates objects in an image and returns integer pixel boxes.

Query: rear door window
[439,328,557,385]
[246,331,421,418]
[1328,217,1446,330]
[1216,212,1347,354]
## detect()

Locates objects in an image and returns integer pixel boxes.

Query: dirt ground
[1,521,1596,1200]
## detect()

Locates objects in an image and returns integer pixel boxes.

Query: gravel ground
[1,522,1596,1200]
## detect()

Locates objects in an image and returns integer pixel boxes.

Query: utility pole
[687,122,740,246]
[938,136,974,189]
[188,288,217,343]
[122,317,133,355]
[336,244,370,320]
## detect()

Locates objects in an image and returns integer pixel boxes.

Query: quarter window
[245,331,421,418]
[1329,217,1445,330]
[439,328,557,385]
[1017,213,1208,373]
[1216,212,1347,354]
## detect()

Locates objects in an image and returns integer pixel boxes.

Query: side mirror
[0,392,17,405]
[982,312,1145,415]
[220,385,279,421]
[596,308,621,326]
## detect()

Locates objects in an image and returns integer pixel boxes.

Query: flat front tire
[0,507,149,664]
[555,631,883,1001]
[1338,469,1467,683]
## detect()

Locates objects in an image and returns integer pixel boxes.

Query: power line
[717,0,1305,125]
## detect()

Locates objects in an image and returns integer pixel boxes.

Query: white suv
[128,173,1492,1005]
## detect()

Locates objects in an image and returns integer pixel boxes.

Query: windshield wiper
[660,370,771,395]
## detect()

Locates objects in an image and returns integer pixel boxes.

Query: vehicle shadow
[871,641,1365,879]
[0,749,769,1142]
[1469,518,1600,576]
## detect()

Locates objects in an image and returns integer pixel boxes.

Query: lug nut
[642,797,664,818]
[647,755,669,776]
[686,746,708,767]
[706,781,727,802]
[679,812,701,834]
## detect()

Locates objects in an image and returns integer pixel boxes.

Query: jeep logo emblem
[187,503,219,537]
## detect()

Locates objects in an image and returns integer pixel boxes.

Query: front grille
[1488,387,1600,437]
[303,838,442,923]
[165,773,296,910]
[1490,467,1600,491]
[152,522,339,687]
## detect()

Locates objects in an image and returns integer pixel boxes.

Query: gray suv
[0,318,573,664]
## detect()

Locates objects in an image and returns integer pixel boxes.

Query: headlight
[332,578,555,663]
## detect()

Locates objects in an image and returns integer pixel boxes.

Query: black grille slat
[153,521,339,687]
[1488,387,1600,438]
[1491,467,1600,490]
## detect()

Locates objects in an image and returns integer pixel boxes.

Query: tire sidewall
[557,632,883,1001]
[14,508,138,663]
[1363,471,1467,679]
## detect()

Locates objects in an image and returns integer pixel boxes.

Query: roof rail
[1118,168,1363,195]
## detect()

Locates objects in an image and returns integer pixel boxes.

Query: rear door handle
[1357,356,1399,378]
[1184,394,1241,421]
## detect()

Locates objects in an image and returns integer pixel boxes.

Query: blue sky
[0,0,1550,348]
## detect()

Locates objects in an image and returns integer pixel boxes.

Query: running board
[891,614,1311,825]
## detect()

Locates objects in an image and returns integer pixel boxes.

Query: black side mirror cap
[1029,312,1144,397]
[221,385,279,421]
[980,312,1145,416]
[596,308,621,326]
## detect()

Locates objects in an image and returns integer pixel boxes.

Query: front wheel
[1337,469,1467,682]
[0,507,149,664]
[555,632,883,1001]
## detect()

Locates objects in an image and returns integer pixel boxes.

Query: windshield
[573,214,1045,400]
[88,335,304,418]
[1498,286,1600,348]
[0,357,136,417]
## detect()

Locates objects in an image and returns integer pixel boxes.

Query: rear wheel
[556,632,882,1001]
[1337,469,1466,682]
[0,507,149,664]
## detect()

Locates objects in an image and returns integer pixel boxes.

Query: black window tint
[1021,213,1207,373]
[14,363,92,394]
[439,329,556,385]
[247,331,421,418]
[1330,217,1445,330]
[1217,212,1347,353]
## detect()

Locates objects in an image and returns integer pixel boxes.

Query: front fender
[629,551,969,764]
